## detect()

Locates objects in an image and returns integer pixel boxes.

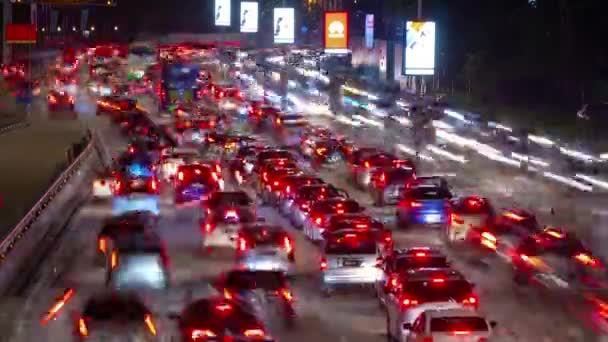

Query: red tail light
[78,317,88,337]
[144,314,157,336]
[400,298,419,308]
[452,330,471,335]
[283,236,293,253]
[191,329,216,339]
[415,252,426,257]
[410,201,422,208]
[463,295,478,306]
[128,146,135,153]
[451,213,464,224]
[215,303,232,312]
[285,185,291,193]
[149,179,158,192]
[382,231,393,244]
[320,258,327,270]
[300,203,309,210]
[279,288,293,302]
[68,96,74,104]
[204,223,214,233]
[314,217,323,225]
[273,181,280,187]
[237,237,248,251]
[432,278,445,284]
[387,274,399,288]
[364,161,370,168]
[178,171,184,181]
[422,337,433,342]
[219,91,224,98]
[244,329,265,338]
[379,172,386,184]
[41,288,75,324]
[114,181,122,193]
[480,232,497,250]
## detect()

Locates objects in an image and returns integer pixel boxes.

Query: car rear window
[209,192,252,207]
[314,200,360,213]
[394,256,449,270]
[404,280,473,302]
[298,185,341,199]
[408,187,451,200]
[224,271,286,290]
[243,228,286,245]
[455,198,492,215]
[325,233,376,255]
[178,165,213,183]
[430,317,488,332]
[258,150,293,162]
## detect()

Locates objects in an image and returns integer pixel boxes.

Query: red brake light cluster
[320,258,327,271]
[237,237,248,251]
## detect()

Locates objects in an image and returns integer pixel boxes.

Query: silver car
[303,198,364,242]
[285,184,348,228]
[235,224,296,275]
[404,308,495,342]
[320,230,381,296]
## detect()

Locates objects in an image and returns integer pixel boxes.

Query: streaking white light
[396,100,410,108]
[392,116,412,127]
[510,152,550,168]
[482,152,521,167]
[432,120,453,130]
[559,147,596,162]
[336,114,361,127]
[426,145,468,163]
[600,153,608,160]
[395,143,434,161]
[528,134,555,147]
[575,174,608,191]
[352,115,384,129]
[444,109,466,122]
[507,135,520,142]
[488,121,513,132]
[543,172,593,192]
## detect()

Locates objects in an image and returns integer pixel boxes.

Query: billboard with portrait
[365,14,374,48]
[324,11,348,54]
[404,21,435,75]
[273,8,295,44]
[240,2,258,33]
[215,0,231,27]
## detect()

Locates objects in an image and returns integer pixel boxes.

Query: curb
[0,120,29,136]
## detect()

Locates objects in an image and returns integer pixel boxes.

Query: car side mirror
[402,323,412,330]
[490,321,497,328]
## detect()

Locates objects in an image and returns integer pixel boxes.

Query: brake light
[383,231,393,243]
[149,179,158,192]
[300,203,309,210]
[215,164,222,173]
[283,236,293,253]
[178,171,184,181]
[388,274,399,288]
[503,211,526,221]
[545,228,565,239]
[211,172,219,182]
[191,329,216,339]
[111,251,118,269]
[215,303,232,312]
[364,161,370,168]
[453,330,471,335]
[273,181,280,186]
[463,296,477,305]
[575,252,600,267]
[316,147,327,155]
[225,210,238,218]
[451,213,464,224]
[415,252,426,257]
[98,238,106,253]
[194,169,201,175]
[219,91,224,98]
[432,278,445,283]
[68,96,74,104]
[314,217,322,225]
[244,329,265,338]
[320,258,327,270]
[480,232,497,250]
[41,288,75,324]
[379,173,386,183]
[144,314,157,336]
[355,224,368,228]
[114,181,122,193]
[286,185,291,193]
[401,298,419,307]
[279,289,293,302]
[48,95,57,104]
[78,318,88,337]
[276,118,281,125]
[204,223,214,233]
[410,201,422,208]
[237,237,248,251]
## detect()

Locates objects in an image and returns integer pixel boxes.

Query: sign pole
[2,0,12,64]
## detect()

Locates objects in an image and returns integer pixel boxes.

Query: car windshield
[430,316,489,332]
[210,192,252,207]
[224,271,286,290]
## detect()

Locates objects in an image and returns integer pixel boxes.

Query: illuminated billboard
[215,0,231,27]
[240,2,258,33]
[273,8,295,44]
[404,21,435,75]
[324,11,348,54]
[365,14,374,48]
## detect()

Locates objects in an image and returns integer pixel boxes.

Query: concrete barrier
[0,132,102,295]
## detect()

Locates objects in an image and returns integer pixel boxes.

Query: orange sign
[6,24,36,44]
[324,11,348,52]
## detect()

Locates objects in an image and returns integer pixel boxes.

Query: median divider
[0,129,103,295]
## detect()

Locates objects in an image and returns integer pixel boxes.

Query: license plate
[426,214,441,223]
[342,259,361,267]
[131,179,145,187]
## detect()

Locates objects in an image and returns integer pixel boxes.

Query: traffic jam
[27,42,608,341]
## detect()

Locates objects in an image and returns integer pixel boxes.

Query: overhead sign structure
[404,21,436,75]
[324,11,348,54]
[273,8,295,44]
[365,14,374,48]
[5,24,36,44]
[215,0,231,27]
[240,2,259,33]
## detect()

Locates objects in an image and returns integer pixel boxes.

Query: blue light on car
[128,163,153,177]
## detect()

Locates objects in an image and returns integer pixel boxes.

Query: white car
[404,308,495,342]
[92,176,115,200]
[159,147,201,181]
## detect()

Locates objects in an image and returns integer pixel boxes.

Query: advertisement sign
[240,2,258,33]
[365,14,374,48]
[404,21,436,75]
[215,0,231,27]
[6,24,36,44]
[273,8,295,44]
[324,11,348,54]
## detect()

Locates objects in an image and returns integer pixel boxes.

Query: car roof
[425,308,485,319]
[404,268,464,281]
[394,247,444,257]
